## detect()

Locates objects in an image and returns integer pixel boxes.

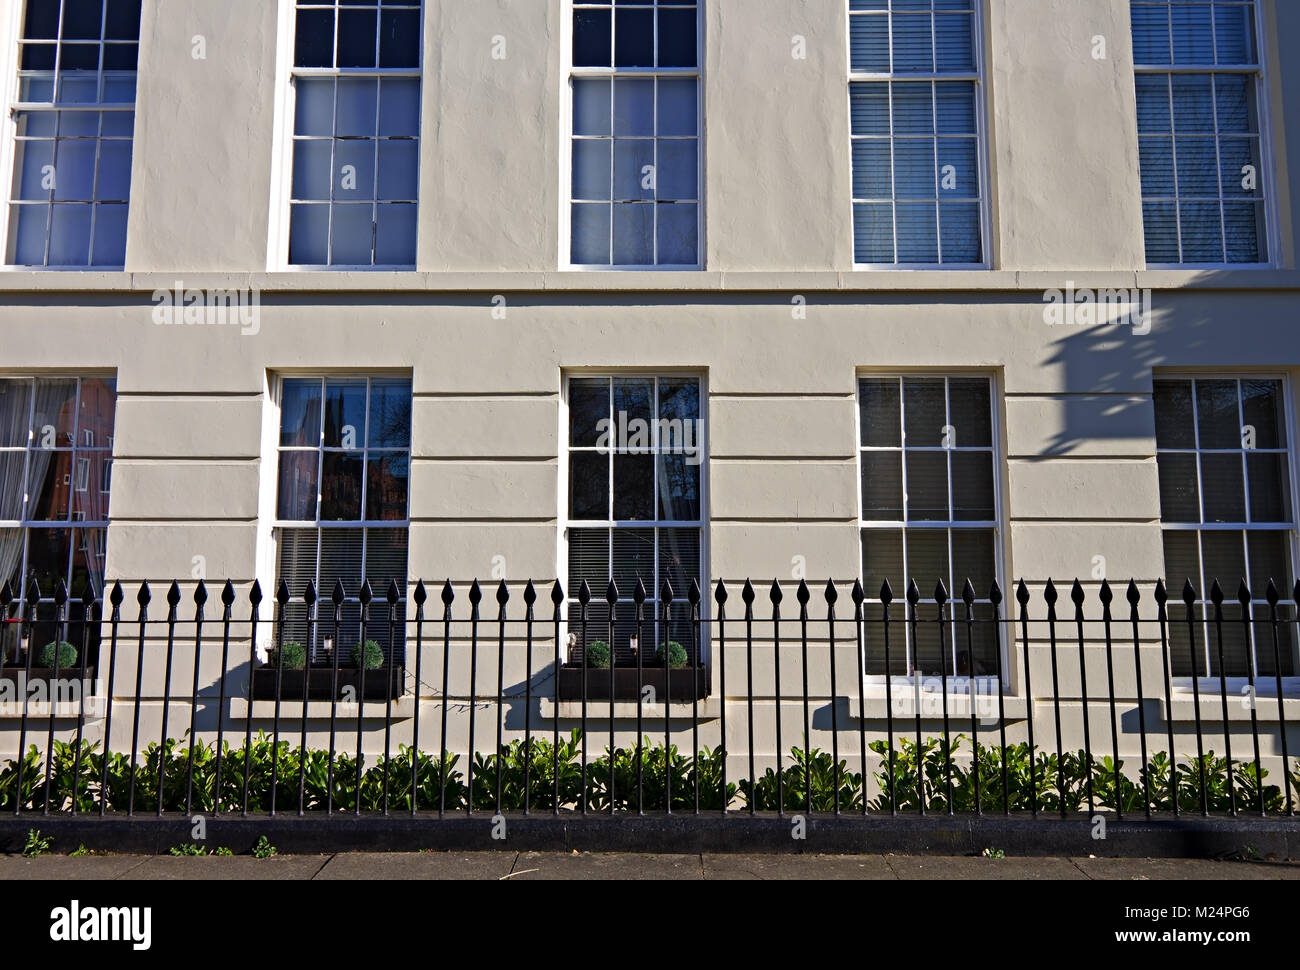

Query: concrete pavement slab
[701,853,897,879]
[1070,857,1300,880]
[121,855,332,880]
[314,851,517,880]
[884,854,1090,880]
[0,855,150,880]
[507,851,704,879]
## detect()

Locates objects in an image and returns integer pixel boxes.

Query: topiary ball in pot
[37,640,78,669]
[653,641,688,669]
[276,641,307,670]
[351,639,385,670]
[585,639,611,669]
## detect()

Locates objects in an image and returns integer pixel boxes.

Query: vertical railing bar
[522,580,536,816]
[743,580,755,816]
[14,582,39,816]
[1070,581,1094,815]
[98,583,124,817]
[299,582,317,817]
[1127,581,1152,818]
[269,580,289,818]
[355,580,374,817]
[127,582,151,818]
[1209,581,1236,816]
[467,579,482,817]
[156,583,181,816]
[635,578,647,815]
[605,580,617,816]
[798,580,811,817]
[771,580,783,817]
[1044,580,1066,817]
[70,591,98,816]
[185,581,208,817]
[411,580,428,816]
[1016,581,1036,818]
[662,580,674,815]
[1266,581,1293,815]
[961,581,980,816]
[990,582,1009,816]
[691,579,701,816]
[578,580,589,815]
[550,582,562,815]
[212,583,234,817]
[1100,581,1122,820]
[382,581,400,817]
[715,580,728,816]
[441,581,455,818]
[1236,582,1264,816]
[42,581,70,815]
[877,581,896,817]
[906,580,924,815]
[498,580,511,818]
[326,580,344,816]
[242,582,262,817]
[826,581,840,817]
[1155,581,1179,816]
[935,581,953,814]
[1182,581,1209,816]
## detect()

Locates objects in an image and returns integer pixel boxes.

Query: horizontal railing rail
[0,574,1296,821]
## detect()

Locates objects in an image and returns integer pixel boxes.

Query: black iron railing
[0,574,1296,819]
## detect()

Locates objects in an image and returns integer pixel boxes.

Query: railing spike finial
[688,578,701,606]
[824,579,838,606]
[495,579,509,606]
[988,578,1002,606]
[332,578,346,605]
[413,579,428,606]
[1043,578,1057,605]
[905,578,920,605]
[1015,578,1030,606]
[54,579,69,606]
[1264,578,1278,607]
[850,578,865,606]
[302,579,317,607]
[634,576,648,605]
[249,579,262,607]
[389,579,402,605]
[358,579,374,606]
[194,579,208,607]
[549,580,563,606]
[274,578,289,606]
[1209,578,1224,606]
[877,578,891,605]
[136,580,151,607]
[166,580,182,607]
[0,580,12,607]
[660,578,675,603]
[1125,579,1140,606]
[522,580,537,606]
[933,579,948,605]
[1294,578,1300,604]
[741,579,756,605]
[1098,579,1113,605]
[961,578,976,605]
[1236,579,1251,607]
[604,579,618,606]
[443,579,457,606]
[1153,578,1167,605]
[768,579,782,605]
[714,578,728,605]
[1070,578,1085,605]
[468,579,483,605]
[26,576,42,604]
[576,580,590,606]
[1181,578,1197,605]
[220,579,237,607]
[110,580,125,608]
[796,579,810,605]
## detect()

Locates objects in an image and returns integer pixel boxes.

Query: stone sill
[0,268,1295,294]
[539,697,722,721]
[229,697,417,720]
[845,688,1030,723]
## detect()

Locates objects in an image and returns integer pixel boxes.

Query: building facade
[0,0,1297,771]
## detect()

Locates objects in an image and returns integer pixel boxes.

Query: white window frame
[271,0,423,271]
[1132,0,1279,269]
[1154,372,1300,694]
[855,371,1008,690]
[558,371,710,665]
[561,1,705,271]
[846,0,992,270]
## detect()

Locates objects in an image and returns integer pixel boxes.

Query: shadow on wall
[1036,272,1234,456]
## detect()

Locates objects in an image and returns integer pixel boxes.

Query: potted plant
[0,639,86,702]
[557,637,708,702]
[251,637,404,701]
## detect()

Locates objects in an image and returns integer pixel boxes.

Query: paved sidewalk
[2,852,1297,880]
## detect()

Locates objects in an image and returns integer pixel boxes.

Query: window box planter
[556,664,708,702]
[250,665,404,702]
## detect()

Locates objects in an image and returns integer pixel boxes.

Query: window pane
[903,378,946,446]
[614,8,653,67]
[656,78,696,137]
[368,378,411,449]
[1162,530,1201,591]
[861,451,903,520]
[950,451,994,521]
[1195,379,1241,448]
[951,528,995,597]
[1241,379,1285,449]
[573,79,611,136]
[572,139,611,200]
[613,78,654,136]
[862,528,904,600]
[612,527,654,594]
[612,202,653,264]
[330,203,374,264]
[277,450,318,520]
[366,453,408,520]
[289,203,329,264]
[660,527,701,603]
[946,379,991,446]
[1154,379,1195,448]
[570,378,610,447]
[906,451,949,520]
[1199,453,1245,522]
[613,452,653,520]
[657,454,699,520]
[320,451,363,520]
[656,202,697,264]
[1157,452,1200,522]
[573,8,612,67]
[378,77,420,136]
[860,377,901,447]
[1246,452,1292,523]
[571,202,610,264]
[374,202,416,264]
[569,451,609,520]
[323,380,367,447]
[568,527,610,593]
